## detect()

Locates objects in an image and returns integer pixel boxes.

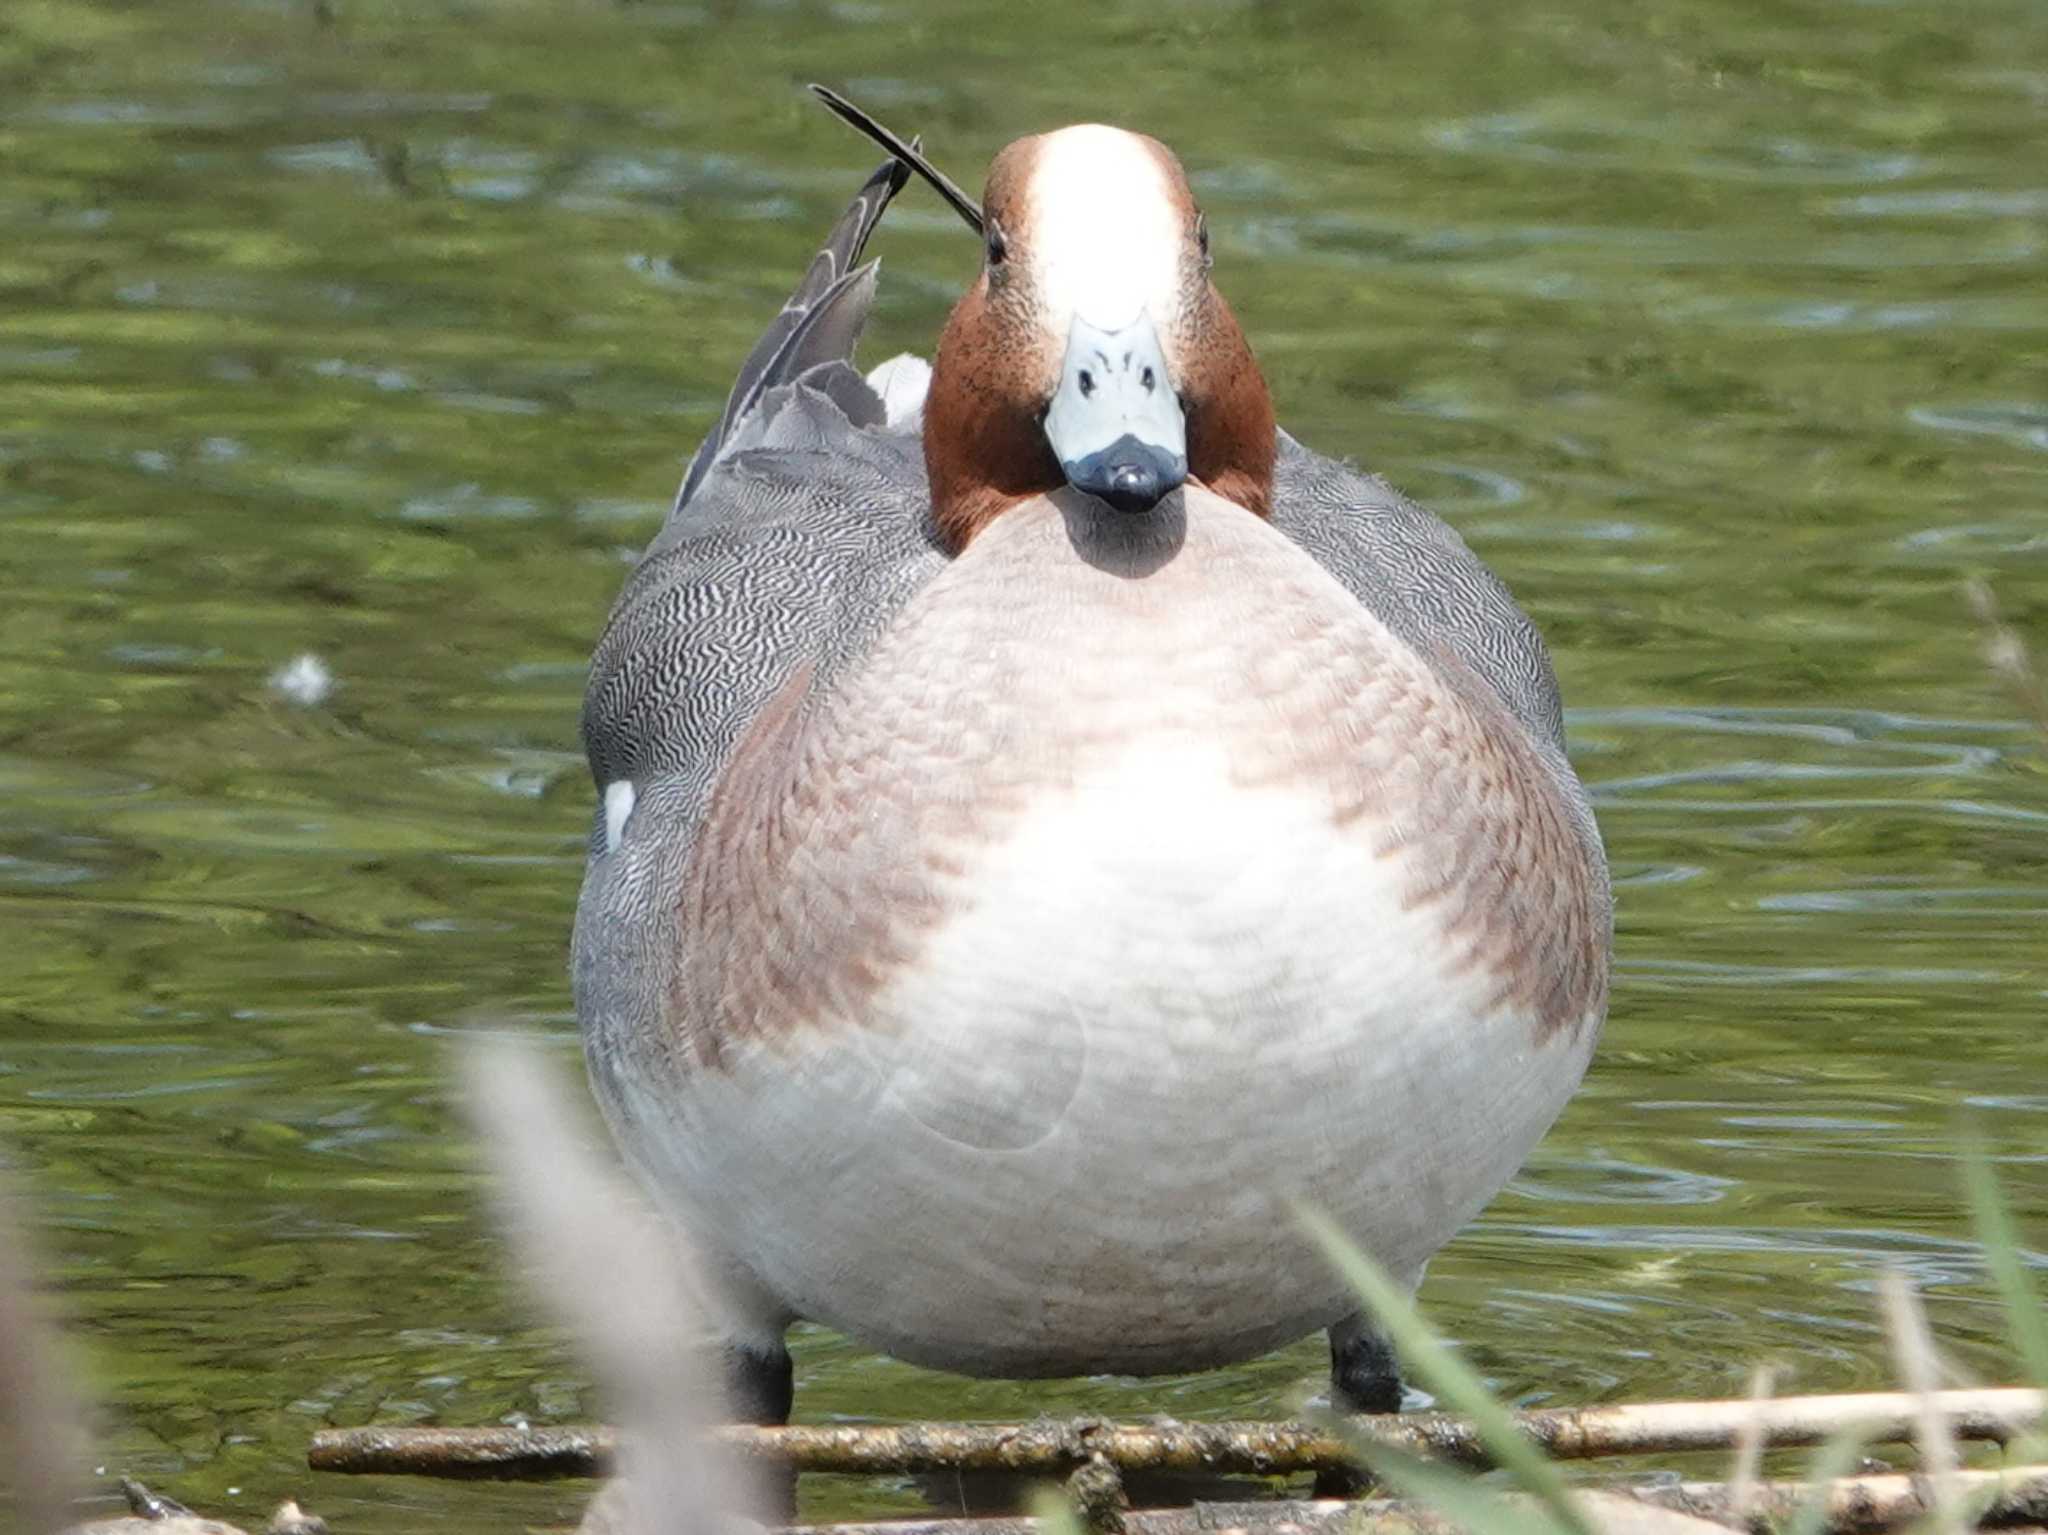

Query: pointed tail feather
[674,154,910,513]
[808,85,983,236]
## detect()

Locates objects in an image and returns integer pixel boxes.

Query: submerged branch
[1648,1464,2048,1530]
[770,1491,1724,1535]
[306,1386,2046,1481]
[760,1466,2048,1535]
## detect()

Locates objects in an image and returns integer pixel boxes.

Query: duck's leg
[721,1325,797,1520]
[1327,1311,1404,1414]
[1315,1312,1406,1497]
[722,1334,794,1426]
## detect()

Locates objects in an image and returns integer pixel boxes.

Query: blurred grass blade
[1783,1425,1873,1535]
[0,1169,85,1535]
[1966,579,2048,746]
[1878,1266,1961,1535]
[1725,1362,1777,1523]
[1295,1202,1594,1535]
[462,1038,742,1535]
[1343,1438,1575,1535]
[1961,1132,2048,1391]
[1029,1486,1087,1535]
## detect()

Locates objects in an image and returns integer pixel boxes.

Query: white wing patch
[603,779,636,854]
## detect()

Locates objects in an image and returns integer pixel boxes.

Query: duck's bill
[1044,311,1188,514]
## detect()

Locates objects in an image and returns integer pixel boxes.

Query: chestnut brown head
[810,91,1276,550]
[924,125,1277,548]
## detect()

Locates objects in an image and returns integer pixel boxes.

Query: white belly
[613,733,1594,1376]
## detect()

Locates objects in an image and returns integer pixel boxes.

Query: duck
[571,88,1610,1426]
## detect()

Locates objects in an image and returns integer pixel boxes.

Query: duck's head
[926,125,1278,547]
[813,91,1276,550]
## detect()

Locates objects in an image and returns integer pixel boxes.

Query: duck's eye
[986,219,1008,267]
[1196,211,1211,265]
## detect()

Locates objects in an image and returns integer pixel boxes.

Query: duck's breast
[621,485,1605,1375]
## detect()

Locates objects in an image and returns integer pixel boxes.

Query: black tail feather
[808,84,984,236]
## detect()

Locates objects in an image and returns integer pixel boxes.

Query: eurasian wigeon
[572,89,1609,1425]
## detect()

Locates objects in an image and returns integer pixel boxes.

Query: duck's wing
[1270,433,1569,758]
[1269,432,1607,904]
[575,157,948,1091]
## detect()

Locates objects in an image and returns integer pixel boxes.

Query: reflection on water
[1,0,2044,1529]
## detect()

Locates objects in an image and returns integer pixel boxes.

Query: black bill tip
[1063,434,1189,514]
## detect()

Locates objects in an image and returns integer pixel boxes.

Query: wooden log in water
[762,1490,1730,1535]
[771,1467,2048,1535]
[309,1421,615,1480]
[1649,1465,2048,1530]
[306,1387,2046,1481]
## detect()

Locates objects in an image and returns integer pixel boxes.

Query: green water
[2,0,2045,1528]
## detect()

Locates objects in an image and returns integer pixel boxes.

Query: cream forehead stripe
[1024,126,1185,332]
